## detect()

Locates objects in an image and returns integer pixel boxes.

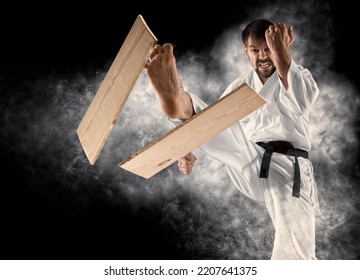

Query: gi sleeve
[278,59,320,115]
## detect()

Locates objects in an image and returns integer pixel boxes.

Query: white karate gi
[184,60,321,259]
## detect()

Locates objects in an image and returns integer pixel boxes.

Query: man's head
[242,19,275,83]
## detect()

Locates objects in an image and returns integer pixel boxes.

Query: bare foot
[145,43,194,120]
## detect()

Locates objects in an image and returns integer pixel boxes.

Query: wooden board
[77,14,157,165]
[118,83,266,178]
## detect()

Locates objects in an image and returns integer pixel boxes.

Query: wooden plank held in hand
[77,14,157,165]
[118,83,266,178]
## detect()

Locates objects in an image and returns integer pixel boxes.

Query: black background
[0,0,358,260]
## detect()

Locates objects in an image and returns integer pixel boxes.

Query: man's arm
[265,23,294,89]
[266,24,319,114]
[145,43,195,121]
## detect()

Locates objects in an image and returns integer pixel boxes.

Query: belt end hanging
[292,182,300,198]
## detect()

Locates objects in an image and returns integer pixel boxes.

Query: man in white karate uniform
[145,19,321,259]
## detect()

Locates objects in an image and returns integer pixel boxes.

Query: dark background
[1,0,358,260]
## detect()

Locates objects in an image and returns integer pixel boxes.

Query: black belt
[256,141,308,198]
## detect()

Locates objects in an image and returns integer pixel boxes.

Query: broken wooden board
[77,14,157,165]
[118,83,266,178]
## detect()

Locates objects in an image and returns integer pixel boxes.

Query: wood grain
[118,83,266,178]
[77,15,157,164]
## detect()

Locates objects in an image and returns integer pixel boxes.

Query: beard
[255,59,276,80]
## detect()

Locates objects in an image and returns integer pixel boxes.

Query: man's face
[244,36,276,82]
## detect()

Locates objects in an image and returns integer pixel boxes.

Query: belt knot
[256,141,308,198]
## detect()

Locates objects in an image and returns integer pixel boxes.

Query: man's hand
[265,22,294,53]
[177,152,197,175]
[265,23,293,89]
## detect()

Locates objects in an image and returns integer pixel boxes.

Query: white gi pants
[189,95,320,260]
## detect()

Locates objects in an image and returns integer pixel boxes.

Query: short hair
[242,19,273,46]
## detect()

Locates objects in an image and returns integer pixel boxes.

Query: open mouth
[258,62,271,68]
